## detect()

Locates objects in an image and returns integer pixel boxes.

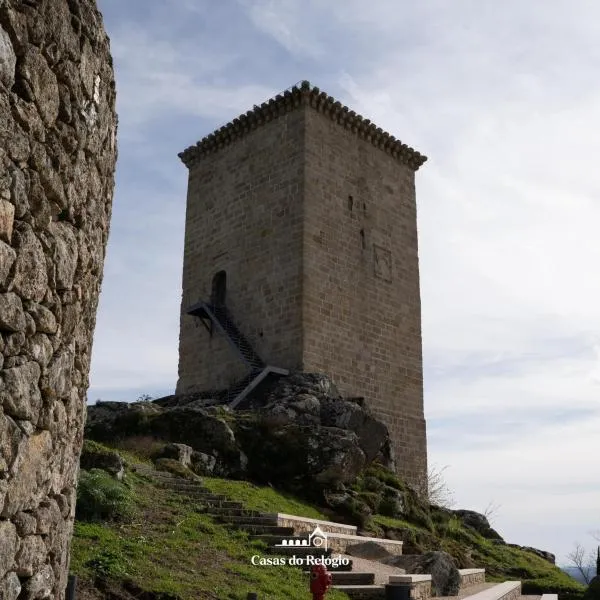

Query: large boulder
[80,440,125,481]
[453,509,504,540]
[258,372,392,463]
[383,551,461,596]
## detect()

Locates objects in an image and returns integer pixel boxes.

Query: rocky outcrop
[80,440,125,481]
[0,1,117,598]
[507,544,555,564]
[383,551,461,596]
[453,509,503,540]
[85,373,393,502]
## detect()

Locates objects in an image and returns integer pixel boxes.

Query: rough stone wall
[0,1,117,598]
[176,109,305,393]
[302,107,427,491]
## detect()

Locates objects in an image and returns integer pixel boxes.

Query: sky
[90,0,600,566]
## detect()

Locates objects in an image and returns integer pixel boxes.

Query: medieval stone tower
[176,81,428,490]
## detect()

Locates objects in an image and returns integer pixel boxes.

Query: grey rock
[0,292,26,332]
[453,509,503,540]
[191,451,217,475]
[25,333,53,368]
[26,303,57,334]
[15,535,46,576]
[0,520,18,577]
[22,563,55,599]
[41,348,73,399]
[80,441,125,480]
[0,361,42,422]
[159,443,194,468]
[0,241,17,290]
[34,500,62,536]
[0,571,21,600]
[0,25,16,89]
[10,226,48,302]
[20,48,59,126]
[48,222,78,290]
[0,198,15,243]
[4,330,25,355]
[383,551,461,596]
[13,511,38,536]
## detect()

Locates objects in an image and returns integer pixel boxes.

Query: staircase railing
[186,300,287,408]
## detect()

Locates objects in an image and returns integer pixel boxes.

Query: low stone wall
[274,513,357,536]
[389,575,432,600]
[459,568,486,588]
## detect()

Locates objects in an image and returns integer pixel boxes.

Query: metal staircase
[186,300,288,408]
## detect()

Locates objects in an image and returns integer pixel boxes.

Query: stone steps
[304,571,375,586]
[134,463,540,600]
[217,515,280,526]
[460,581,522,600]
[237,524,296,536]
[332,584,385,599]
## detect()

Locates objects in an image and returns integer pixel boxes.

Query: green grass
[72,447,585,600]
[201,476,328,520]
[71,460,347,600]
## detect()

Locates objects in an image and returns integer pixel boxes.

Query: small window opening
[348,195,354,211]
[360,229,365,249]
[211,270,227,306]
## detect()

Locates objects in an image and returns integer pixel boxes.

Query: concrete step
[304,572,375,586]
[217,515,280,526]
[332,584,385,599]
[238,524,296,536]
[461,581,522,600]
[208,508,264,517]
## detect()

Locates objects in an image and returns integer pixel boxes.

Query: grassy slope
[71,447,585,600]
[70,462,348,600]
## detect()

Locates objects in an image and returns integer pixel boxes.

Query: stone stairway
[131,465,552,600]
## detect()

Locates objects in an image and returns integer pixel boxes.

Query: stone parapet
[179,81,427,171]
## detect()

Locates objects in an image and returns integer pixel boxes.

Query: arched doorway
[211,270,227,306]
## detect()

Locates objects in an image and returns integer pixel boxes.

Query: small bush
[378,497,401,518]
[76,469,135,522]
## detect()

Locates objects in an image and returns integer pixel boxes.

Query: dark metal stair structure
[186,300,288,409]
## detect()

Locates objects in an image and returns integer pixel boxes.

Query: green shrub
[378,496,401,517]
[76,469,135,522]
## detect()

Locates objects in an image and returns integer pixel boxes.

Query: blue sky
[91,0,600,565]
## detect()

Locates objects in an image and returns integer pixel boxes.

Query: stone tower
[0,1,117,598]
[177,81,427,490]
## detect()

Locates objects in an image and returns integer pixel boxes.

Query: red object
[310,564,332,600]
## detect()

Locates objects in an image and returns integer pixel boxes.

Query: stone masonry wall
[177,83,427,491]
[302,107,427,491]
[0,1,117,599]
[176,109,305,393]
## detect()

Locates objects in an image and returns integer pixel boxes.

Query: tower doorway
[211,270,227,306]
